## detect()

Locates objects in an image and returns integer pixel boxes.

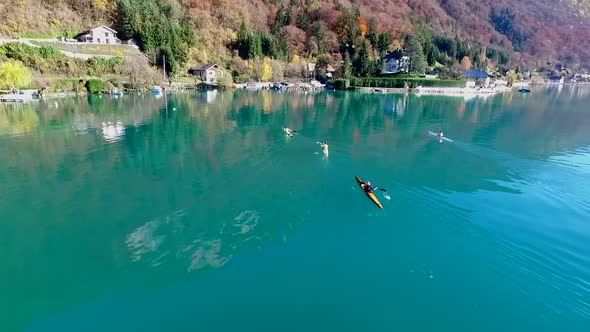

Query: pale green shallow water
[1,87,590,331]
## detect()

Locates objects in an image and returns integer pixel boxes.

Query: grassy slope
[29,41,143,57]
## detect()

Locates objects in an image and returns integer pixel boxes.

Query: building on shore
[381,50,410,75]
[462,69,492,86]
[74,26,120,44]
[188,64,220,84]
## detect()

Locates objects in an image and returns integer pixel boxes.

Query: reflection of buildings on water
[101,121,125,143]
[568,85,590,99]
[384,94,408,118]
[206,89,218,104]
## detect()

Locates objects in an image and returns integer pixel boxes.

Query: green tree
[311,22,328,54]
[490,7,528,51]
[296,9,309,30]
[260,32,273,57]
[376,32,391,56]
[0,60,33,89]
[115,0,194,75]
[370,58,383,76]
[405,34,427,74]
[247,34,262,59]
[353,41,371,77]
[367,18,378,47]
[236,20,250,59]
[342,52,352,79]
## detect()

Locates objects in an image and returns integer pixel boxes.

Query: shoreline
[356,85,513,96]
[3,82,590,104]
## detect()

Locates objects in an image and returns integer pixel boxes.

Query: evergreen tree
[343,52,352,79]
[367,18,378,47]
[236,20,250,59]
[296,9,310,30]
[405,34,427,74]
[376,32,391,56]
[311,22,327,54]
[260,33,273,57]
[353,41,371,77]
[248,34,262,59]
[370,58,383,76]
[272,5,286,35]
[114,0,195,75]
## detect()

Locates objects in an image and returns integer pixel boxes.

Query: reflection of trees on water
[0,104,40,136]
[2,88,590,331]
[124,208,267,271]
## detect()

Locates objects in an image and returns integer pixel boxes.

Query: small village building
[463,69,492,86]
[382,50,410,75]
[75,26,120,45]
[549,74,565,84]
[188,64,220,84]
[326,65,336,78]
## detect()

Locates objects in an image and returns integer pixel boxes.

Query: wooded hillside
[0,0,589,79]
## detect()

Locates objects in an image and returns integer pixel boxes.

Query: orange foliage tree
[357,17,367,37]
[460,56,472,69]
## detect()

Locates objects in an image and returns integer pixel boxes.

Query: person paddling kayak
[318,141,329,155]
[363,181,376,193]
[437,130,444,138]
[282,127,295,137]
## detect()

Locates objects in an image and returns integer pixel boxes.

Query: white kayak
[428,131,453,142]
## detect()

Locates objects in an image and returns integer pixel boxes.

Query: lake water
[1,87,590,331]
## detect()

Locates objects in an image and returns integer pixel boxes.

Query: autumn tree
[260,57,273,81]
[507,71,516,86]
[270,59,284,81]
[0,60,33,89]
[357,17,367,37]
[336,7,358,47]
[460,56,472,69]
[122,55,160,88]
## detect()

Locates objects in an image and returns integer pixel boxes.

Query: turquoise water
[1,87,590,331]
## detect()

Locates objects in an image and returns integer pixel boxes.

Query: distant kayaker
[282,127,295,137]
[437,130,444,138]
[318,142,329,155]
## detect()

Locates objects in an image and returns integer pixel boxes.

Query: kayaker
[319,142,329,155]
[282,127,295,137]
[437,130,444,138]
[364,181,376,193]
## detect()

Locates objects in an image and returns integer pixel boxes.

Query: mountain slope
[0,0,588,73]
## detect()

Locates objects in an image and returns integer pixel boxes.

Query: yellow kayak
[355,176,383,209]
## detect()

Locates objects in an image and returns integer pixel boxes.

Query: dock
[0,96,25,103]
[0,90,40,103]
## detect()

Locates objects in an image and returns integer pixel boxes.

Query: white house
[188,64,220,84]
[382,49,410,75]
[75,26,120,45]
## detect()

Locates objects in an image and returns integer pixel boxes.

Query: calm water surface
[1,87,590,331]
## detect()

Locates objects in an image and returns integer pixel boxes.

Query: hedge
[333,79,350,90]
[349,77,467,88]
[85,79,104,93]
